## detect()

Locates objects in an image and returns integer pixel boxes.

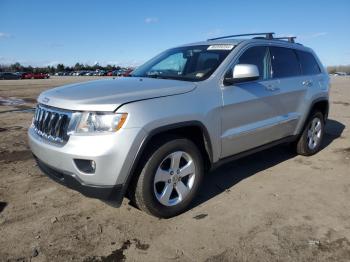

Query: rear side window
[296,50,321,75]
[270,47,301,78]
[237,46,270,80]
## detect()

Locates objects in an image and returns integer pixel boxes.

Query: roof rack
[207,33,298,44]
[207,32,275,41]
[274,36,296,43]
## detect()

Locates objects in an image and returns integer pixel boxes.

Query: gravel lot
[0,76,349,262]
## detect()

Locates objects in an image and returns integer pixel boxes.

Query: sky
[0,0,349,67]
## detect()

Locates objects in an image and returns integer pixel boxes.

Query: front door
[221,45,283,158]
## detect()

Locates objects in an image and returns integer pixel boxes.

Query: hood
[38,77,197,111]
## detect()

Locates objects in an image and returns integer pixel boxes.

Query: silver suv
[29,33,329,218]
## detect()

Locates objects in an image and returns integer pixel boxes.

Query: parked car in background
[121,68,133,77]
[74,71,84,76]
[109,70,119,76]
[0,72,21,80]
[33,73,50,79]
[21,72,34,79]
[97,70,107,76]
[116,69,125,76]
[334,72,348,76]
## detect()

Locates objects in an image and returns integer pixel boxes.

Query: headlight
[70,112,128,134]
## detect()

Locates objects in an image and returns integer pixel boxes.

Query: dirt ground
[0,76,349,262]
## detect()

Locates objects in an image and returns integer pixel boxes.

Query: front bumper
[35,157,123,203]
[28,126,146,203]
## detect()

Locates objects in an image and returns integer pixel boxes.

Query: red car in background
[33,73,50,79]
[21,73,34,79]
[121,69,133,77]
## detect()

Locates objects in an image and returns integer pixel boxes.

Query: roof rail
[207,32,275,41]
[274,36,296,43]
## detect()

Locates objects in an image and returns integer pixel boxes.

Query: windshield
[131,45,234,81]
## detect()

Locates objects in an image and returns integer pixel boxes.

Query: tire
[295,111,325,156]
[131,136,204,218]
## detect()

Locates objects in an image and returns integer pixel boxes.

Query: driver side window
[236,46,271,80]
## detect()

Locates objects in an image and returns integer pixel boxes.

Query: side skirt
[212,135,297,170]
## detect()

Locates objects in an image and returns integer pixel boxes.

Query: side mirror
[224,64,260,85]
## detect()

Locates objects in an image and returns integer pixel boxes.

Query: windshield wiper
[145,74,161,78]
[143,74,173,79]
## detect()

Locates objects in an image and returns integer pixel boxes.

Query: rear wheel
[295,111,325,156]
[131,137,204,218]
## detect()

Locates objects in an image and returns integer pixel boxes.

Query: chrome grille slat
[32,104,72,144]
[49,113,58,136]
[43,111,50,133]
[61,116,69,138]
[47,112,56,136]
[53,114,63,137]
[35,107,40,123]
[38,108,44,131]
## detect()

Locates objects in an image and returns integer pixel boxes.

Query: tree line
[0,62,129,74]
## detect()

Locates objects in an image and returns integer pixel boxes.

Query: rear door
[295,49,324,89]
[268,46,307,136]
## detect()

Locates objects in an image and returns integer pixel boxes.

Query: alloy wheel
[153,151,196,206]
[307,117,322,150]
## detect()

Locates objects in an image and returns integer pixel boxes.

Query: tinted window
[296,50,321,75]
[237,46,270,80]
[270,47,301,78]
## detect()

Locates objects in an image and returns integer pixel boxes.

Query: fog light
[74,159,96,174]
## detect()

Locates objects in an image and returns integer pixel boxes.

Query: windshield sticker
[207,44,234,50]
[196,72,205,78]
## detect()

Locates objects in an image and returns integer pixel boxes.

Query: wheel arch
[296,97,329,136]
[309,98,329,122]
[122,121,213,198]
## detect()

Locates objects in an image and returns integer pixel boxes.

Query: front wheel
[131,137,204,218]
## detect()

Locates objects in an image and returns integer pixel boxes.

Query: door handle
[302,80,313,87]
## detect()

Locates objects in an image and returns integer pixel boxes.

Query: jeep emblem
[42,97,50,103]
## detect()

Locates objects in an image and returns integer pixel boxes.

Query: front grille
[32,104,72,144]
